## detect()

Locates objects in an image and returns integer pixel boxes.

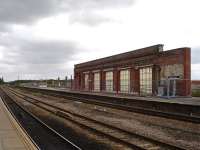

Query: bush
[192,89,200,97]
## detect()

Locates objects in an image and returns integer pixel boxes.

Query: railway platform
[40,87,200,106]
[19,86,200,120]
[0,98,37,150]
[77,92,200,106]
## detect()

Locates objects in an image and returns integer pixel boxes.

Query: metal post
[167,79,170,99]
[173,79,176,97]
[70,75,73,90]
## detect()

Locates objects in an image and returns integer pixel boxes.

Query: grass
[192,89,200,97]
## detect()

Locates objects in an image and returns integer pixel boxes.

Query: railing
[73,79,191,98]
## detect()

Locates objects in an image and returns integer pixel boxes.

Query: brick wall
[74,45,191,96]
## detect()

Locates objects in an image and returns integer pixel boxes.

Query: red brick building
[74,44,191,97]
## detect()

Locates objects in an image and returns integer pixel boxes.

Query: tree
[0,76,4,85]
[65,76,68,81]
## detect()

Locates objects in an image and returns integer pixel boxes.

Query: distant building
[20,79,72,89]
[20,80,47,88]
[74,44,191,97]
[192,80,200,90]
[47,79,72,88]
[38,81,47,88]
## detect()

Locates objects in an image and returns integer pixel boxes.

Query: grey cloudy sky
[0,0,199,81]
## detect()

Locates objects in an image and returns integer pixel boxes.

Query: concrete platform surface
[37,87,200,106]
[0,98,32,150]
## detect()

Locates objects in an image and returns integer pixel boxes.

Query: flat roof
[75,44,164,69]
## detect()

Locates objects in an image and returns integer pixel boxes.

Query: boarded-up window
[140,67,152,96]
[105,71,113,92]
[94,72,100,91]
[120,70,130,92]
[84,74,89,90]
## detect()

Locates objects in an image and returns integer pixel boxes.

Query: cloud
[0,37,81,81]
[18,40,80,64]
[191,47,200,64]
[0,23,11,33]
[68,12,113,26]
[0,38,80,65]
[191,64,200,79]
[0,0,61,24]
[62,0,134,11]
[64,0,134,26]
[0,0,134,27]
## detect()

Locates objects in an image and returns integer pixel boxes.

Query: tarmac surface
[0,98,28,150]
[40,87,200,106]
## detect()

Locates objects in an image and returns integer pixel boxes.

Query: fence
[73,78,191,98]
[154,79,190,98]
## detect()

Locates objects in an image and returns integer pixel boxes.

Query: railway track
[17,86,200,124]
[5,87,186,150]
[0,88,81,150]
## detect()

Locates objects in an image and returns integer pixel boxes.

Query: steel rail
[7,87,145,150]
[21,87,200,123]
[0,92,40,150]
[0,88,82,150]
[8,87,186,150]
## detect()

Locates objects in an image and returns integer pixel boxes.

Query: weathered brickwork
[160,64,184,80]
[74,44,191,96]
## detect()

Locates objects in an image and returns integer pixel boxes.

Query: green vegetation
[0,77,4,85]
[9,80,35,86]
[192,89,200,97]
